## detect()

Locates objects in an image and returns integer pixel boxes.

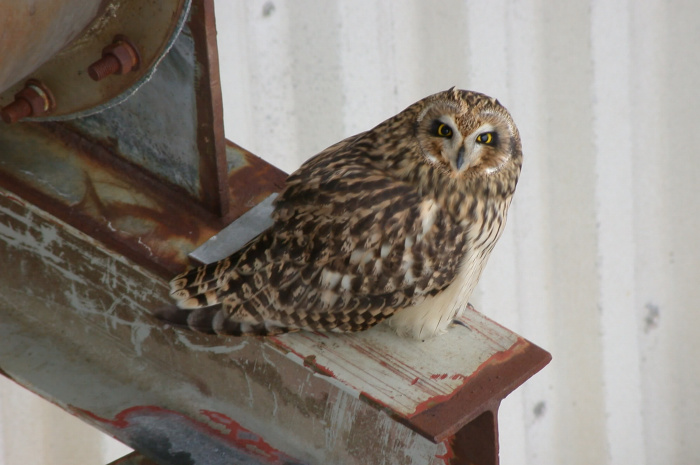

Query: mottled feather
[167,88,522,339]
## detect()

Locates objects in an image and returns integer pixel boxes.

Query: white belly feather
[387,248,488,340]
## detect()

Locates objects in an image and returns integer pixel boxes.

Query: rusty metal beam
[0,2,549,463]
[0,188,549,464]
[0,120,285,278]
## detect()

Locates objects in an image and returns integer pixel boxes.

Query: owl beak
[456,147,465,170]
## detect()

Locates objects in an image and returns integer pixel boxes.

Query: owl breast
[387,196,509,339]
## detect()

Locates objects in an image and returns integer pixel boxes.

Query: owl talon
[451,319,471,330]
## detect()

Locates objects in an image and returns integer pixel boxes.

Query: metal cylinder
[0,0,105,94]
[0,0,190,120]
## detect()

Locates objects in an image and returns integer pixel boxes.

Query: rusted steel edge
[190,0,231,220]
[405,337,551,443]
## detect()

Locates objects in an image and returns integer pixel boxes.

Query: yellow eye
[436,123,453,138]
[476,132,495,145]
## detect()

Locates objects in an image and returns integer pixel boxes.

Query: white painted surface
[274,306,520,418]
[1,1,699,463]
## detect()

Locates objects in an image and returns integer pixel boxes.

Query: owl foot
[451,319,471,331]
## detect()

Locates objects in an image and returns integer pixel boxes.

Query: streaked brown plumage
[167,88,522,339]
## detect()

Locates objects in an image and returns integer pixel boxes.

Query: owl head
[410,88,522,182]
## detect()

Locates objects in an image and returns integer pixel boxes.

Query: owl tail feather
[154,304,294,337]
[153,305,219,334]
[169,261,229,310]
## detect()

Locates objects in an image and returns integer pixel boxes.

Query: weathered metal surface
[0,0,191,120]
[190,194,278,265]
[0,188,549,464]
[0,120,284,278]
[108,449,271,465]
[190,0,230,220]
[268,308,549,443]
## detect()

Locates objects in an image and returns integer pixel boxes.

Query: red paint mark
[0,191,24,204]
[200,409,291,461]
[72,404,163,429]
[410,377,419,385]
[434,441,455,464]
[429,373,466,381]
[70,405,297,464]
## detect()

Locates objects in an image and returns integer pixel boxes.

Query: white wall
[0,375,131,464]
[215,1,700,464]
[1,1,699,463]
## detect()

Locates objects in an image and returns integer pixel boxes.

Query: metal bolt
[1,79,55,124]
[87,35,141,81]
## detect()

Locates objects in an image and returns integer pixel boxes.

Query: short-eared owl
[167,88,522,339]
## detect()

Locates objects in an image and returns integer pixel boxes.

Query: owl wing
[168,146,468,336]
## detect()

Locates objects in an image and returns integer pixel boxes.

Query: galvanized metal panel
[189,193,277,264]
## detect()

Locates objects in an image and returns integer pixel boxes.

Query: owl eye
[432,122,453,138]
[476,132,496,145]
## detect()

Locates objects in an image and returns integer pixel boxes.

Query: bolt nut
[88,35,141,81]
[1,80,55,124]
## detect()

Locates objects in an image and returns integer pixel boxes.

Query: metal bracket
[189,193,278,265]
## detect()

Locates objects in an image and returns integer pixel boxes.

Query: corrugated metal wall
[215,1,700,463]
[1,1,699,463]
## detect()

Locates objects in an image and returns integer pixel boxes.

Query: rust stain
[226,143,287,221]
[405,339,551,443]
[3,121,224,277]
[190,0,230,218]
[434,447,455,464]
[410,338,529,417]
[0,121,286,279]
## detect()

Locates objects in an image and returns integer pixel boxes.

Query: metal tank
[0,0,190,122]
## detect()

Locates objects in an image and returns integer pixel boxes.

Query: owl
[166,88,522,340]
